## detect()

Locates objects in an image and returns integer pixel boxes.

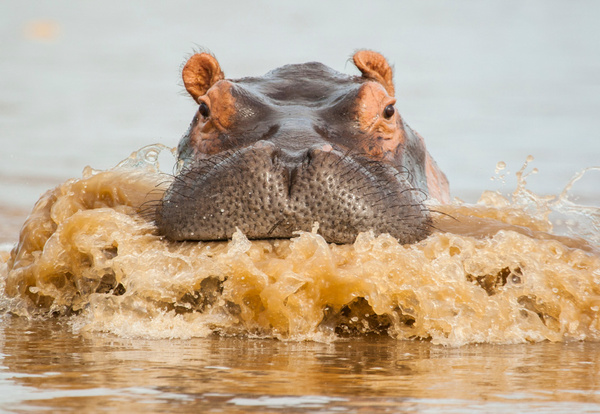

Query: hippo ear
[352,50,395,97]
[182,53,225,101]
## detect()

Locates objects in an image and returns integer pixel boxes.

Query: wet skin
[156,50,449,244]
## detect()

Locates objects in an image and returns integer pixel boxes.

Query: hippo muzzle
[156,51,449,244]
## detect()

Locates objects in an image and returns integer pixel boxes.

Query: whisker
[428,209,458,221]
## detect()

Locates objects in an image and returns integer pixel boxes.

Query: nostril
[304,143,335,167]
[306,143,333,159]
[313,143,333,153]
[252,140,280,164]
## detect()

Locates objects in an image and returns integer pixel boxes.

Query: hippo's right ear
[182,53,225,101]
[352,50,395,97]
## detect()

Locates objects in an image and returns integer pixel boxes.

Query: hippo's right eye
[198,102,210,118]
[383,104,395,119]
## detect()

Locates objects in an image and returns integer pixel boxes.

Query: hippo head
[155,50,449,244]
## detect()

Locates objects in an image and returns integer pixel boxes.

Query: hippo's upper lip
[156,142,431,244]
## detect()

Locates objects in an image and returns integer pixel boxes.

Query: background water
[1,1,599,412]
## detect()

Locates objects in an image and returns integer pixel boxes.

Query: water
[1,317,600,413]
[1,0,600,412]
[1,145,599,412]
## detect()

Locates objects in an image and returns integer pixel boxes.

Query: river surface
[1,1,600,413]
[1,317,600,413]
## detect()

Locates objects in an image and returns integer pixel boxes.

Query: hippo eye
[383,104,395,119]
[198,102,210,118]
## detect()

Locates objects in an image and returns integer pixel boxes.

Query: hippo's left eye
[383,104,395,119]
[198,102,210,118]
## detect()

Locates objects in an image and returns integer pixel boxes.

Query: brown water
[0,145,599,412]
[1,317,600,413]
[3,146,599,344]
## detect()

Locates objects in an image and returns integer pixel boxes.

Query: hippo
[155,50,449,244]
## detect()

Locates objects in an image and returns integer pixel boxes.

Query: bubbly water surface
[2,145,598,347]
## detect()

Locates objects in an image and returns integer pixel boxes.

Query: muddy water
[0,146,599,412]
[3,145,600,345]
[1,318,600,413]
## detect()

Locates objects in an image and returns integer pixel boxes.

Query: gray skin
[155,58,434,244]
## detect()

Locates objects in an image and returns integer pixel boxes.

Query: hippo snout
[156,141,430,244]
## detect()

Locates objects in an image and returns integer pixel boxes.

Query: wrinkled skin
[156,50,449,244]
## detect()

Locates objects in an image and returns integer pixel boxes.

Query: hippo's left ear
[352,50,395,97]
[182,53,225,101]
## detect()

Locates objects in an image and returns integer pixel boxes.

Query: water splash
[0,147,598,346]
[550,167,600,245]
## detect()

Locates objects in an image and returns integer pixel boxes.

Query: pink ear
[182,53,225,101]
[425,152,450,204]
[412,131,449,203]
[352,50,395,96]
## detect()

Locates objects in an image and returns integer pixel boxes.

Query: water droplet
[145,150,158,163]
